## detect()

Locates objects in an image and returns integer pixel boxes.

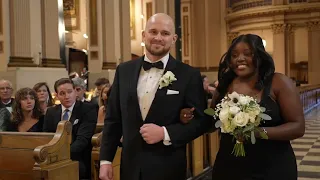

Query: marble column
[271,23,294,75]
[181,0,222,69]
[0,0,10,71]
[220,0,228,55]
[227,32,239,47]
[307,21,320,84]
[87,0,131,86]
[119,0,132,63]
[8,0,42,67]
[41,0,64,67]
[152,0,176,57]
[204,0,222,68]
[88,0,130,69]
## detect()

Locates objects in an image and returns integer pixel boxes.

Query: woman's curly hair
[12,88,42,125]
[216,34,275,102]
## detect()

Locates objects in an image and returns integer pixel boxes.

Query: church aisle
[293,106,320,180]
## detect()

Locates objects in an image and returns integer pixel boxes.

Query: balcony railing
[228,0,320,13]
[289,0,307,3]
[228,0,272,12]
[299,84,320,114]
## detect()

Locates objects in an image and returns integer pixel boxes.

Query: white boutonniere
[159,71,177,89]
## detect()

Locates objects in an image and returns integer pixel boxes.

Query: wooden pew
[91,131,122,180]
[0,121,79,180]
[95,122,104,134]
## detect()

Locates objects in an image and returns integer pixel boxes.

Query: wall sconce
[141,42,145,46]
[83,34,88,39]
[262,39,266,47]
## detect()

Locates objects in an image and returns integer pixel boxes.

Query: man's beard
[145,44,170,57]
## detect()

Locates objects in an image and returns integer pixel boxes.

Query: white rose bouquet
[205,91,271,157]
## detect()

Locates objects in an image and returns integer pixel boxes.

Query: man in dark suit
[0,79,14,111]
[99,13,211,180]
[0,79,14,131]
[43,78,97,179]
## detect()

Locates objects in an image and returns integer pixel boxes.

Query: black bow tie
[142,61,164,71]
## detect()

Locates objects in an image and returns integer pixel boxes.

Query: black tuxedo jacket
[43,101,97,179]
[100,55,211,180]
[0,98,14,108]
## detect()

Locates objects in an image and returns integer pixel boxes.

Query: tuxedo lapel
[163,55,178,74]
[128,57,144,121]
[144,55,177,123]
[54,105,62,128]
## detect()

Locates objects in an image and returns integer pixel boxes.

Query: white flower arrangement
[205,91,272,157]
[158,71,177,89]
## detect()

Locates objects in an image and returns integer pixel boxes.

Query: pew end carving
[0,120,78,180]
[91,128,122,180]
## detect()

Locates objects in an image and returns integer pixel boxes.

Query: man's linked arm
[165,69,212,147]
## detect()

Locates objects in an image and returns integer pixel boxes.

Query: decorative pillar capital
[227,32,239,45]
[271,24,295,34]
[306,21,320,31]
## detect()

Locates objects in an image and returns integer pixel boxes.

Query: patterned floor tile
[295,106,320,179]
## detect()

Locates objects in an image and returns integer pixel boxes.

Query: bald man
[99,13,211,180]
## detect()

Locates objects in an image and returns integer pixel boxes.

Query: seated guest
[69,71,79,79]
[72,77,88,102]
[43,78,97,179]
[33,82,54,114]
[0,108,11,131]
[72,77,99,115]
[0,79,14,113]
[97,85,111,123]
[91,77,110,105]
[7,88,43,132]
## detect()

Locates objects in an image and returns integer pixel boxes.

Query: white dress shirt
[100,54,172,166]
[61,102,75,121]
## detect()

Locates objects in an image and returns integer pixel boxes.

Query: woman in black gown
[180,34,305,180]
[7,88,43,132]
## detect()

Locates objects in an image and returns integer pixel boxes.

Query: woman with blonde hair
[97,85,111,123]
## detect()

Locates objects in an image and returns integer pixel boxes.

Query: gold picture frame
[130,0,136,40]
[64,0,80,30]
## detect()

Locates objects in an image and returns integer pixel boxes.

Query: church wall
[294,28,308,63]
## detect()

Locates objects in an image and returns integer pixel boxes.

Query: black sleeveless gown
[212,79,297,180]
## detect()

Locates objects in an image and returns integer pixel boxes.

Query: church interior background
[0,0,319,91]
[0,0,320,180]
